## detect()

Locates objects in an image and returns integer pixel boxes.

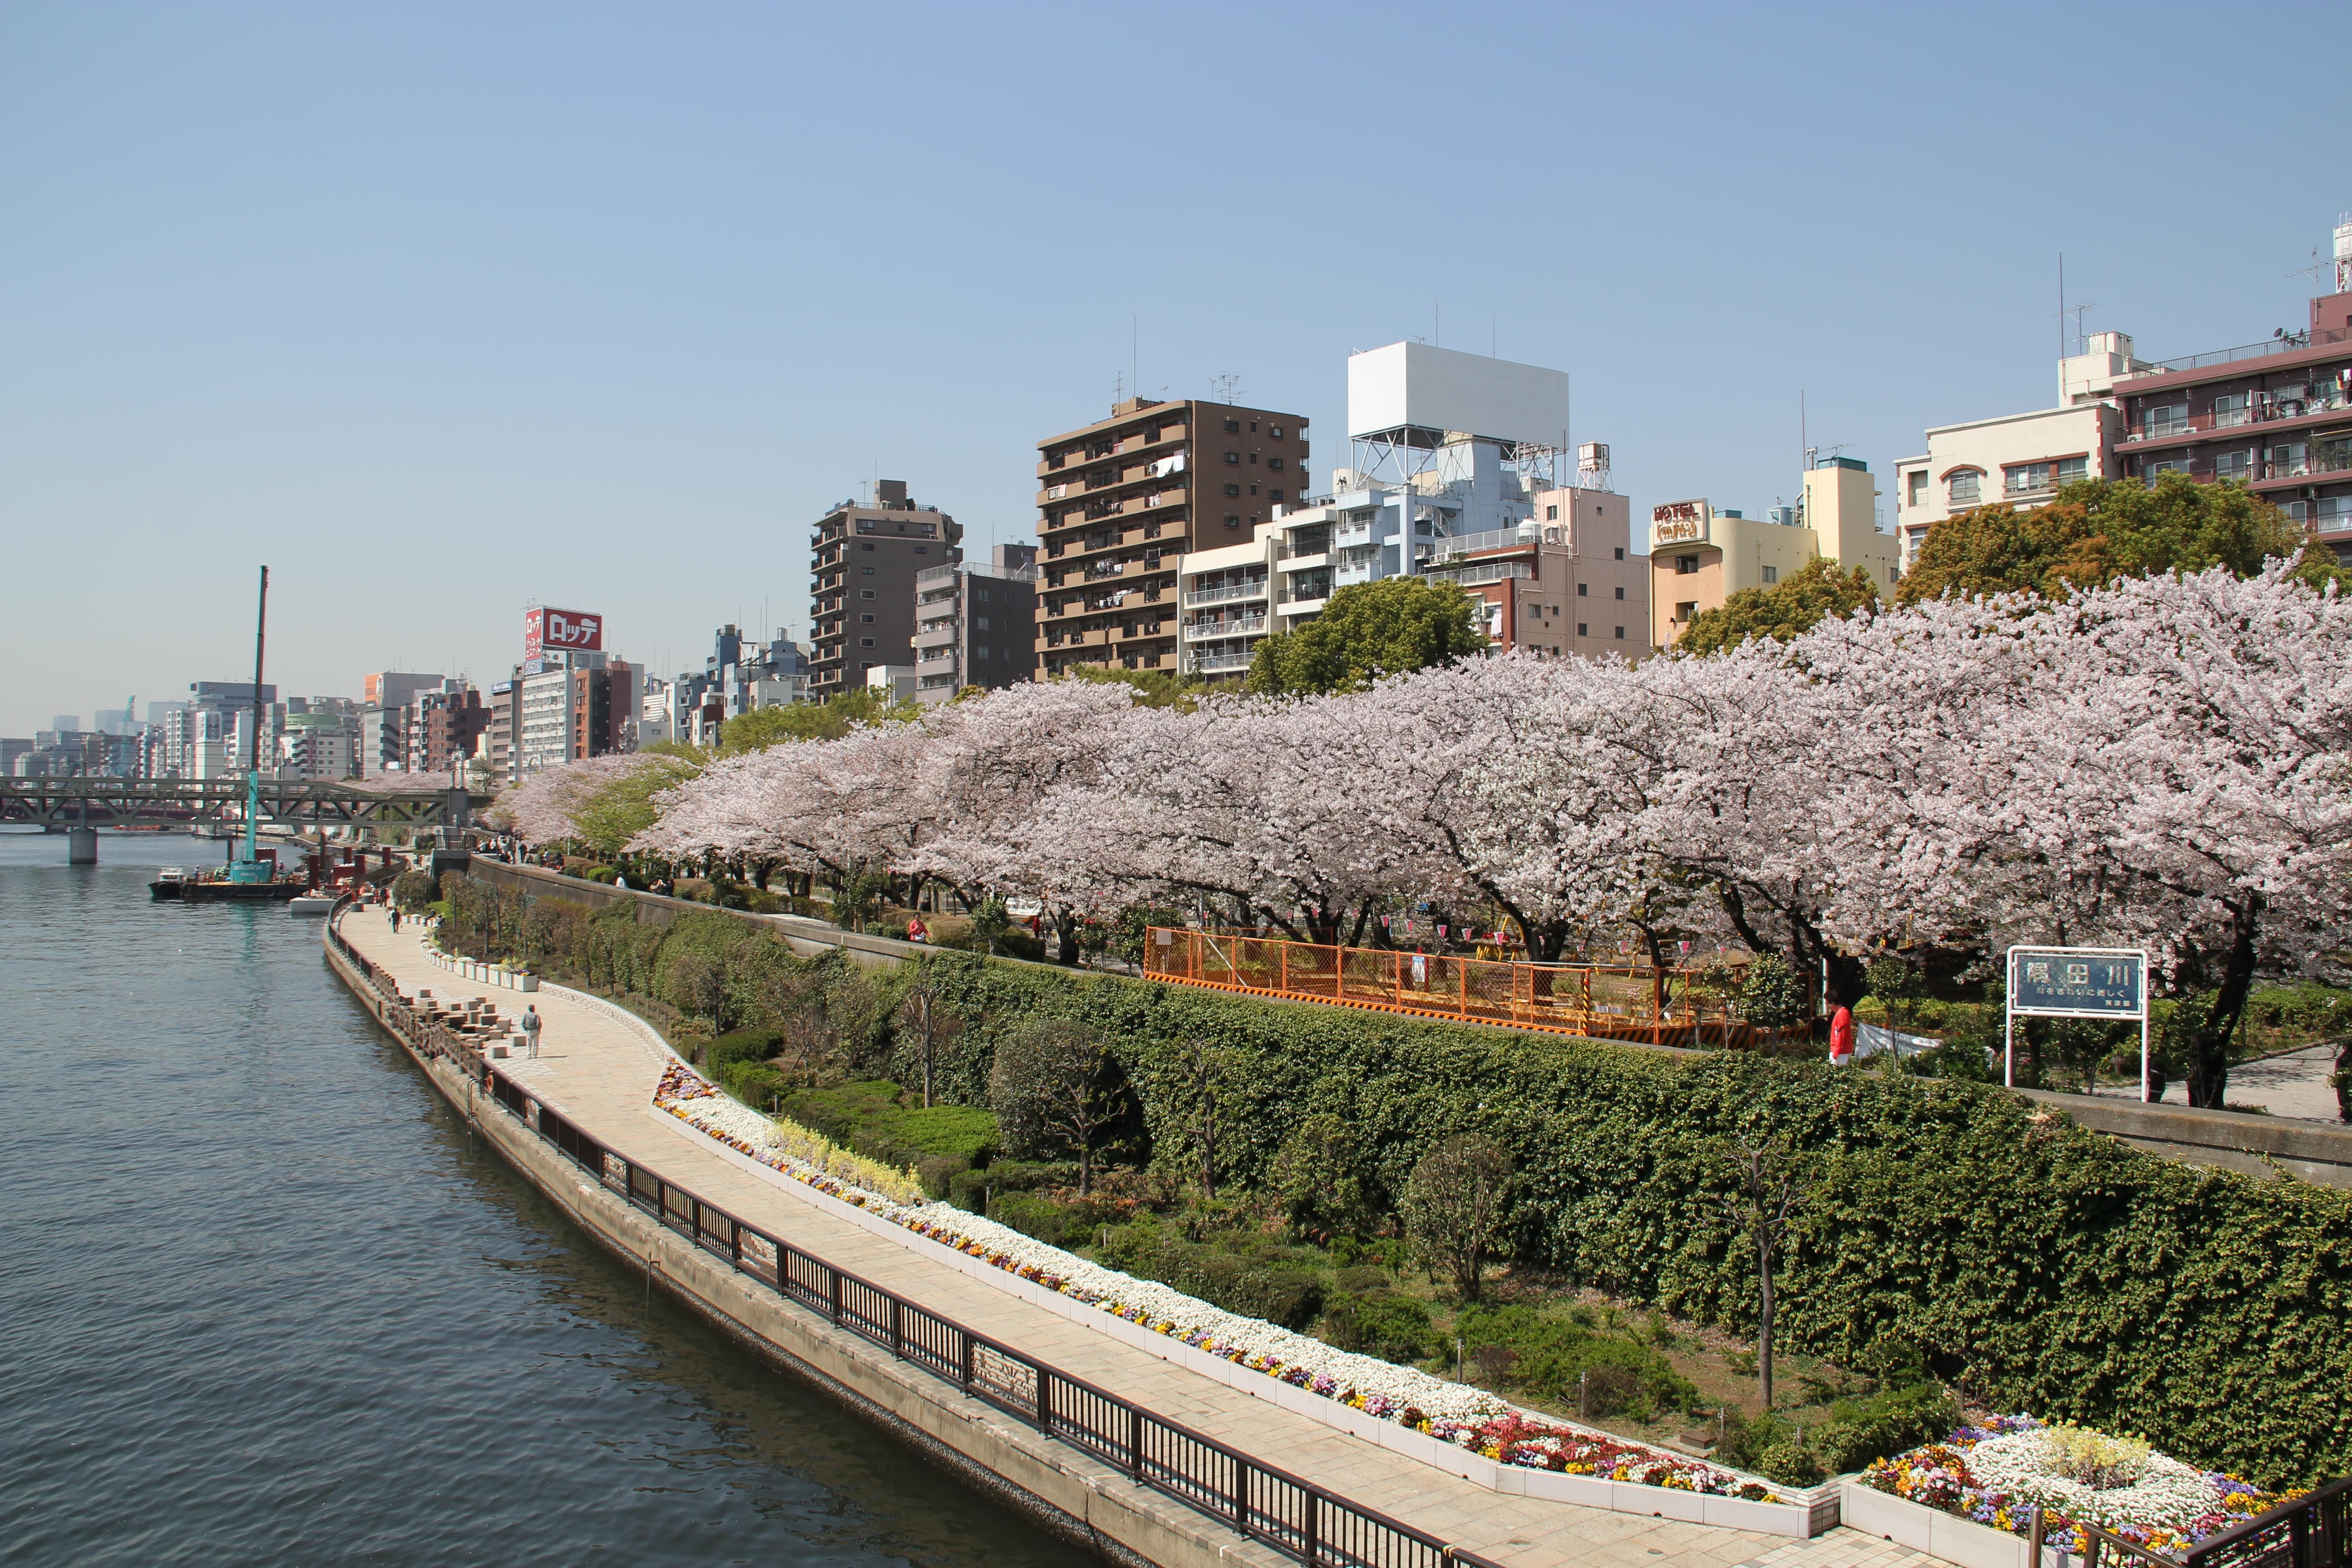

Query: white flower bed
[1965,1429,2224,1537]
[652,1060,1774,1499]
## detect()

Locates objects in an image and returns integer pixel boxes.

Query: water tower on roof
[1345,342,1573,480]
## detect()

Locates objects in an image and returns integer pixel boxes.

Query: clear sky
[4,1,2346,735]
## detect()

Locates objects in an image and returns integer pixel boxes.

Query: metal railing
[1183,582,1269,607]
[1142,926,1796,1047]
[326,911,1500,1568]
[2144,323,2352,374]
[2178,1479,2350,1568]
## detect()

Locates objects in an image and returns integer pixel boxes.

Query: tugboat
[173,564,313,906]
[148,867,187,900]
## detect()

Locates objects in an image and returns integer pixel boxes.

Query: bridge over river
[0,777,494,831]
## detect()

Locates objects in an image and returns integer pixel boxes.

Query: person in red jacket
[1828,1004,1855,1066]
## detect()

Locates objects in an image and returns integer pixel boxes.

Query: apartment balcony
[1084,558,1128,581]
[2124,391,2352,444]
[1185,650,1254,674]
[915,651,960,672]
[1333,560,1377,588]
[1182,581,1268,608]
[1184,612,1266,638]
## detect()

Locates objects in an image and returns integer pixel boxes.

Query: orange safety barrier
[1142,926,1793,1049]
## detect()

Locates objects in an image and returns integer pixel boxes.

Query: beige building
[1649,458,1898,648]
[1422,485,1649,657]
[1891,331,2149,567]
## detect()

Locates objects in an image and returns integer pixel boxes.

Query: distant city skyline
[4,1,2347,735]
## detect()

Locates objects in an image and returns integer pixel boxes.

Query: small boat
[149,868,187,900]
[288,895,338,916]
[178,873,308,903]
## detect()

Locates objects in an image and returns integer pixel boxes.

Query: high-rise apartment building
[913,544,1039,702]
[1035,397,1309,676]
[808,480,962,701]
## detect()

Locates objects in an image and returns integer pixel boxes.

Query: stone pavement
[2091,1043,2347,1122]
[339,906,1940,1568]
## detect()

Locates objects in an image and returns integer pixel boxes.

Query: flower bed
[1859,1415,2293,1556]
[652,1061,1775,1503]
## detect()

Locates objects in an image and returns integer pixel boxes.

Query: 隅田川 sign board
[2003,945,2154,1099]
[2006,946,2148,1020]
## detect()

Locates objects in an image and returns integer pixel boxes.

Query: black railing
[325,910,1501,1568]
[2181,1479,2350,1568]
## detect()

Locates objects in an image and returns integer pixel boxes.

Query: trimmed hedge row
[907,950,2352,1486]
[449,874,2352,1483]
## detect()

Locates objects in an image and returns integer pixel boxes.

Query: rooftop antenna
[1801,391,1810,471]
[2288,214,2352,294]
[2065,301,2098,356]
[1211,374,1240,404]
[2058,252,2065,361]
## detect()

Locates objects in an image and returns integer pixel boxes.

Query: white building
[1175,341,1573,678]
[1892,331,2149,566]
[516,665,576,777]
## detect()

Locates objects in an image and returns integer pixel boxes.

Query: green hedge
[447,874,2352,1483]
[906,950,2352,1486]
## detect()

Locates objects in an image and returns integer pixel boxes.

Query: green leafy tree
[1270,1112,1377,1237]
[1401,1134,1514,1301]
[1678,556,1879,655]
[1245,577,1487,696]
[391,869,437,911]
[569,750,704,860]
[719,688,914,752]
[988,1018,1129,1194]
[1896,473,2338,607]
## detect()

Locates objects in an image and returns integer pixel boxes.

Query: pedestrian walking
[390,905,402,933]
[521,1004,542,1058]
[1828,1004,1854,1066]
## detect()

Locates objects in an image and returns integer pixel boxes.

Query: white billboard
[1346,341,1573,447]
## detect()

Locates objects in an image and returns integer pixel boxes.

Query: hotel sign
[1651,500,1710,546]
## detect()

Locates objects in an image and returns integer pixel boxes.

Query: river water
[0,833,1094,1568]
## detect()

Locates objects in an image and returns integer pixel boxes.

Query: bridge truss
[0,778,493,830]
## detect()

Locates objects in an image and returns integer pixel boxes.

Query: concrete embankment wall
[323,932,1283,1568]
[459,857,2352,1190]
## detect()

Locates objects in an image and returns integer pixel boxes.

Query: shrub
[1321,1291,1434,1363]
[392,869,437,911]
[1403,1134,1513,1300]
[706,1027,781,1071]
[1740,953,1809,1028]
[1270,1113,1379,1238]
[1815,1382,1961,1473]
[1452,1304,1695,1417]
[990,1018,1131,1193]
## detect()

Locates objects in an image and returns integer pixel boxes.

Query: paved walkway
[2089,1044,2347,1122]
[340,906,1935,1568]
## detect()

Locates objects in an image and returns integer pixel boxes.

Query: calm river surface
[0,833,1094,1568]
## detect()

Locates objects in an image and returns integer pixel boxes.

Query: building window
[1268,457,1284,471]
[1613,627,1625,639]
[2004,462,2053,496]
[859,638,875,647]
[1225,451,1240,465]
[1948,470,1982,505]
[1224,515,1241,529]
[861,541,875,551]
[860,589,875,599]
[1675,601,1697,622]
[2145,402,2189,438]
[2057,455,2089,484]
[1547,505,1559,520]
[2213,392,2251,429]
[976,647,989,660]
[1577,582,1588,596]
[860,613,875,623]
[2215,449,2253,481]
[1225,418,1240,432]
[1225,483,1241,496]
[1676,554,1700,574]
[915,546,927,554]
[1577,622,1588,637]
[861,565,875,574]
[1907,470,1927,506]
[2149,457,2191,479]
[1270,426,1284,437]
[1613,547,1625,560]
[1760,566,1777,584]
[1614,584,1626,599]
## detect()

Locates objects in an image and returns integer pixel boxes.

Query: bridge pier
[68,827,98,865]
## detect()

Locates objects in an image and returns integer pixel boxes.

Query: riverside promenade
[330,903,1933,1568]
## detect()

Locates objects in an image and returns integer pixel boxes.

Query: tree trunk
[2334,1037,2352,1125]
[2186,904,2260,1109]
[1052,906,1082,965]
[1757,1240,1776,1410]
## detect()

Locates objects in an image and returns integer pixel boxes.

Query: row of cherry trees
[537,562,2347,1106]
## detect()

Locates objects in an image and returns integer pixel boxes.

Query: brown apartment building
[1035,397,1309,675]
[2112,284,2352,563]
[808,480,965,701]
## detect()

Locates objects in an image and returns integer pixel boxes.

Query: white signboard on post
[2004,946,2152,1099]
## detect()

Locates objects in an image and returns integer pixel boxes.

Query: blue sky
[3,0,2346,734]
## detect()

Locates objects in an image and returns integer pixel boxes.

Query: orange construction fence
[1142,926,1793,1049]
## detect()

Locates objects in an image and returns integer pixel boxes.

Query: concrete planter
[1841,1478,2062,1568]
[647,1102,1835,1539]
